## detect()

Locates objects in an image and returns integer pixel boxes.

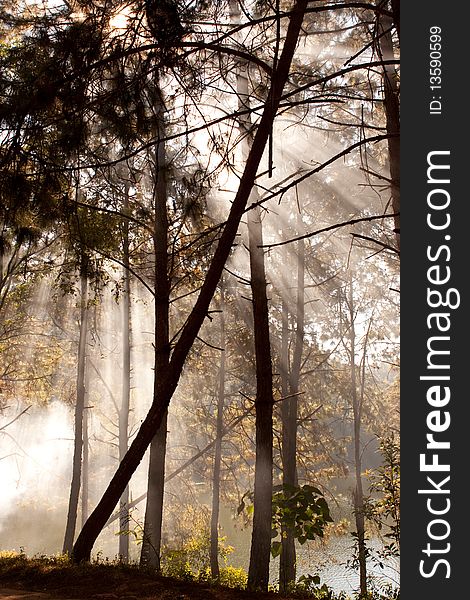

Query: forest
[0,1,399,599]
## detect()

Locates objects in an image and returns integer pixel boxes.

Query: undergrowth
[0,551,399,600]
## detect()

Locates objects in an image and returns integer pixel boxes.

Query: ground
[0,556,296,600]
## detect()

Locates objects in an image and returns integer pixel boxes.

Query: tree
[347,276,368,599]
[209,281,226,580]
[0,1,401,582]
[279,210,305,592]
[365,434,400,559]
[72,0,310,564]
[245,198,275,592]
[63,252,89,555]
[140,84,171,570]
[228,0,276,588]
[375,0,400,249]
[118,177,132,562]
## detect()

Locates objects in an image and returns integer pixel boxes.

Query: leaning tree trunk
[63,255,89,555]
[119,181,132,562]
[71,1,308,563]
[210,282,226,580]
[140,87,170,572]
[348,278,367,598]
[280,219,304,592]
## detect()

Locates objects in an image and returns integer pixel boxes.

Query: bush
[282,575,349,599]
[197,565,248,589]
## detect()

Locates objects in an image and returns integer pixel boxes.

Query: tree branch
[260,212,399,249]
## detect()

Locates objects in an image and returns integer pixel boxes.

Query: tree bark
[348,278,367,598]
[119,181,132,562]
[377,2,400,249]
[279,219,304,592]
[390,0,400,42]
[140,87,170,572]
[279,296,296,593]
[81,379,90,528]
[104,403,254,528]
[72,1,308,563]
[229,1,275,587]
[210,282,226,580]
[63,255,89,555]
[246,200,274,592]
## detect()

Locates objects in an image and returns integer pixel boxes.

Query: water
[296,535,399,595]
[219,509,399,596]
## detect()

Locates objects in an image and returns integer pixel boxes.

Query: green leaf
[271,541,282,558]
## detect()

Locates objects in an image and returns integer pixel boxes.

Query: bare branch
[261,213,399,249]
[0,406,31,432]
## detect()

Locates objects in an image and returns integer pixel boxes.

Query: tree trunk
[63,255,89,555]
[72,2,308,562]
[390,0,400,41]
[140,87,170,572]
[229,1,275,587]
[140,411,168,569]
[210,282,226,580]
[246,201,274,592]
[279,296,296,593]
[279,221,304,592]
[348,279,367,599]
[104,403,255,528]
[377,2,400,248]
[81,384,89,528]
[119,182,132,562]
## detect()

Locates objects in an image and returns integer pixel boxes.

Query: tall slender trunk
[72,2,307,562]
[140,86,170,571]
[229,1,275,587]
[210,283,226,580]
[279,296,295,592]
[279,222,304,591]
[119,182,132,562]
[348,279,367,598]
[377,2,400,248]
[246,202,274,592]
[63,255,89,554]
[81,374,90,528]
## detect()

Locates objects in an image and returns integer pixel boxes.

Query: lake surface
[224,517,399,595]
[294,535,399,595]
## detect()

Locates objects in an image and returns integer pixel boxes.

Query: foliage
[158,503,235,582]
[0,550,70,575]
[271,484,333,557]
[238,484,333,559]
[354,577,400,600]
[0,552,399,599]
[287,574,348,599]
[0,0,399,592]
[198,565,248,589]
[356,577,400,600]
[364,435,400,558]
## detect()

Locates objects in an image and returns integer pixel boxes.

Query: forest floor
[0,555,297,600]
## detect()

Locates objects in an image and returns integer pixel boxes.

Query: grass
[0,552,398,600]
[0,551,301,599]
